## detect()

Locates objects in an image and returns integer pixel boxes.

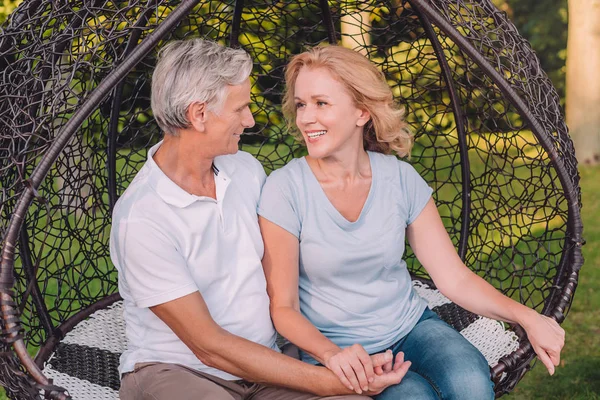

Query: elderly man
[110,39,408,400]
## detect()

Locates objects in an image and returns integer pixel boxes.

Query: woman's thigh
[396,309,494,400]
[374,371,438,400]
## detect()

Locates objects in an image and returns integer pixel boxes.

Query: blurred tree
[493,0,568,102]
[0,0,22,24]
[566,0,600,165]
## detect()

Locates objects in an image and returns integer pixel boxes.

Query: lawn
[506,164,600,400]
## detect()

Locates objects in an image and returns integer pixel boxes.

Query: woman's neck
[307,148,371,184]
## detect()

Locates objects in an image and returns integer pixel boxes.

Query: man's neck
[153,133,217,198]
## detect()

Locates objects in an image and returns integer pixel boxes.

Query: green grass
[1,163,599,400]
[505,164,600,399]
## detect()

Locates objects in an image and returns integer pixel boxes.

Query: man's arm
[151,291,406,396]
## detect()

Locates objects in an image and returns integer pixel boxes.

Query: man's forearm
[191,326,352,396]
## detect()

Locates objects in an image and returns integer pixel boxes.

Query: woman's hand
[323,344,382,394]
[521,311,565,375]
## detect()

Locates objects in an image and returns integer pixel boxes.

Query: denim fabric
[374,308,494,400]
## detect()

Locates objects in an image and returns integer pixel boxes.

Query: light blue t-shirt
[258,151,433,363]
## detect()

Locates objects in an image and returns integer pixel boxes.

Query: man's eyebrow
[236,101,251,110]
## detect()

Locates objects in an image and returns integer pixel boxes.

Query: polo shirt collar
[145,141,233,208]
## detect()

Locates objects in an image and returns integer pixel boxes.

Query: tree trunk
[341,6,371,55]
[566,0,600,165]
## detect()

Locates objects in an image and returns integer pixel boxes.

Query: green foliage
[492,0,568,103]
[0,0,22,25]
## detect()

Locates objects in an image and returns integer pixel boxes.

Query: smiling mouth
[307,130,326,139]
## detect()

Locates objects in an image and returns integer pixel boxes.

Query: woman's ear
[356,107,371,127]
[187,101,208,132]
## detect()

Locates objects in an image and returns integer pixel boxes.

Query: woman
[258,45,564,399]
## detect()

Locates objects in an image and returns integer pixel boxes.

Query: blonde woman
[258,46,565,399]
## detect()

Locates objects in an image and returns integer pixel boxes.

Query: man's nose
[243,107,255,128]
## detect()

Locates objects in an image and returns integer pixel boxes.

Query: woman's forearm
[439,266,538,325]
[271,305,340,364]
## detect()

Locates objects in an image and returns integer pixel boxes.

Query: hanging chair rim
[0,0,585,398]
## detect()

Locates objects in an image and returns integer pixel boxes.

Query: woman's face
[294,67,370,159]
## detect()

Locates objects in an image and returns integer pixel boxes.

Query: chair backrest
[0,0,583,398]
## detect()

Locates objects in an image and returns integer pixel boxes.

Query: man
[110,39,409,400]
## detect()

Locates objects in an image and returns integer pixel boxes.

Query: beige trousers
[120,362,371,400]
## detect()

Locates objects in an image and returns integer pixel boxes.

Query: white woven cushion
[42,281,520,399]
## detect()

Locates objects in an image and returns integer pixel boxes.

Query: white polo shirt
[110,142,278,380]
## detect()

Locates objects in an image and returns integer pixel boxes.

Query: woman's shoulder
[266,157,306,184]
[371,152,419,173]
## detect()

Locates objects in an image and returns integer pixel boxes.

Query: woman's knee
[438,362,494,400]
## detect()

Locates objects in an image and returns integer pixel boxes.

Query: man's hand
[366,352,411,395]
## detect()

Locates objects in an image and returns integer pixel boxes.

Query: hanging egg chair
[0,0,583,399]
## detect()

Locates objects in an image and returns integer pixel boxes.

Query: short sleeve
[258,171,301,238]
[400,162,433,225]
[111,218,197,308]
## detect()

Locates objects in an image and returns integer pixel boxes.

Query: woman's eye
[295,103,305,109]
[317,101,327,106]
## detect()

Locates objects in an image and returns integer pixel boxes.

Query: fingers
[348,356,369,392]
[392,352,405,371]
[340,362,363,394]
[329,363,355,392]
[378,354,411,386]
[370,349,393,367]
[353,344,375,387]
[529,315,566,376]
[374,365,384,375]
[382,359,392,373]
[535,346,556,375]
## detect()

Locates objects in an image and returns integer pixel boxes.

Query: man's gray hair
[151,39,253,135]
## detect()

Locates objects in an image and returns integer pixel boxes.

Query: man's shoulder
[112,165,163,223]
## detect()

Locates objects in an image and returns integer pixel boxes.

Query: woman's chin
[306,144,330,159]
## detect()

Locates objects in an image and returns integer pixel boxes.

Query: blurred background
[0,0,597,398]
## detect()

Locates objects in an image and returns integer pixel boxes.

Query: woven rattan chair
[0,1,584,399]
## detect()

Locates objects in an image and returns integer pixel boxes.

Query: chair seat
[42,281,520,399]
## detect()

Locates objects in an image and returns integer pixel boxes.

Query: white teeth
[307,130,326,138]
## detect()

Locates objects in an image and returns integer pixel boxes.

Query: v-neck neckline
[301,151,377,228]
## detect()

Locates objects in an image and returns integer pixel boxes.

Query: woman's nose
[299,106,316,125]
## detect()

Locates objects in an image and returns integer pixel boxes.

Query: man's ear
[187,102,208,132]
[356,107,371,128]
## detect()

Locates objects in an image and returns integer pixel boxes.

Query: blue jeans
[374,308,494,400]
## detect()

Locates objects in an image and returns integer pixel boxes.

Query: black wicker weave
[0,1,583,399]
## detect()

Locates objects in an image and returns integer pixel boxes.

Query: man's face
[203,78,255,156]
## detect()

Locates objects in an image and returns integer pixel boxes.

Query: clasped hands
[323,344,410,395]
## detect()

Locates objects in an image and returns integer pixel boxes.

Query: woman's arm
[407,199,565,375]
[259,216,402,393]
[150,291,406,396]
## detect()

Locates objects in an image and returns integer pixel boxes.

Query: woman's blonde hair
[282,45,413,157]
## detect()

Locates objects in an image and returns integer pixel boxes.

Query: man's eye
[317,101,327,106]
